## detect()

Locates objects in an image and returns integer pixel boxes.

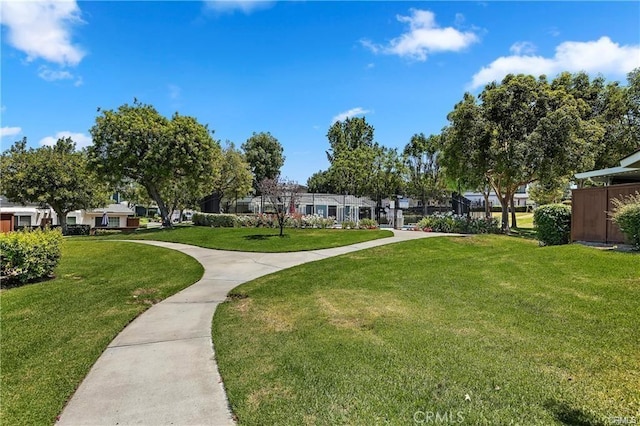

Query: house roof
[86,203,134,215]
[575,150,640,183]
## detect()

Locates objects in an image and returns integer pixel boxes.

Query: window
[15,215,31,227]
[95,216,120,227]
[328,205,337,218]
[305,205,314,215]
[66,216,77,225]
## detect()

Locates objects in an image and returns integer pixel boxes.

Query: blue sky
[1,1,639,184]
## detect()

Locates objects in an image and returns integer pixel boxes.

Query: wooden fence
[571,183,640,243]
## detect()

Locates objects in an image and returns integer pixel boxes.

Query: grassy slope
[91,226,393,252]
[1,241,203,426]
[213,235,639,425]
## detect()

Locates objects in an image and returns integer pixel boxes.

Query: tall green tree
[214,142,254,212]
[0,137,110,234]
[326,117,375,162]
[88,100,222,227]
[306,170,334,193]
[551,70,640,170]
[241,132,285,192]
[369,146,406,219]
[403,133,447,215]
[442,74,602,231]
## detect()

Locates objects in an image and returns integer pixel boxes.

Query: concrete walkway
[57,230,457,426]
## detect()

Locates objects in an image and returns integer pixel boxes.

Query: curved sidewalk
[57,230,457,425]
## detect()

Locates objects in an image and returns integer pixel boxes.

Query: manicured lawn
[213,235,639,425]
[492,211,535,228]
[1,241,203,426]
[91,226,393,252]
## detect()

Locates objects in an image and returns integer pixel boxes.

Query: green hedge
[610,192,640,250]
[192,212,237,228]
[1,228,64,287]
[533,204,571,246]
[416,213,499,234]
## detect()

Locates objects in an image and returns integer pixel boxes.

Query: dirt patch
[130,288,161,305]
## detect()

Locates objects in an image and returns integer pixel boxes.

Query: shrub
[533,204,571,246]
[192,212,237,228]
[610,191,640,250]
[417,212,499,234]
[358,219,379,229]
[341,220,356,229]
[1,228,64,287]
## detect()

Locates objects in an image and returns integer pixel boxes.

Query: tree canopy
[441,73,604,231]
[213,142,254,211]
[88,100,222,227]
[403,133,447,215]
[0,137,110,233]
[241,132,285,192]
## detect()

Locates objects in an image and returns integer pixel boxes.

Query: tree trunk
[483,192,491,218]
[510,195,518,229]
[146,185,172,228]
[499,195,510,233]
[52,207,68,235]
[422,189,428,216]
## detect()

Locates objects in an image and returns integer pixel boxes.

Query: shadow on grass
[544,400,605,426]
[244,234,290,240]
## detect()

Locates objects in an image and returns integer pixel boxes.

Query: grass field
[90,226,393,252]
[1,241,203,426]
[492,211,535,229]
[213,235,639,425]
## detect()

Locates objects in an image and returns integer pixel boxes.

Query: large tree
[442,74,603,231]
[369,146,406,220]
[88,100,222,227]
[0,137,110,234]
[324,117,377,197]
[214,142,254,212]
[326,117,375,162]
[403,133,447,215]
[241,132,285,192]
[306,170,334,193]
[551,70,640,170]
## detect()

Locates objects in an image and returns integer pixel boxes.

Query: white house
[0,196,135,232]
[463,185,532,210]
[250,193,376,222]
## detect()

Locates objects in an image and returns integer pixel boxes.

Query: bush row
[533,204,571,246]
[1,228,64,287]
[341,219,379,229]
[416,213,500,234]
[193,213,344,229]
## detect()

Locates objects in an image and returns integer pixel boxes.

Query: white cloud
[168,84,181,100]
[204,1,274,14]
[509,41,536,55]
[0,0,85,66]
[361,9,479,61]
[1,126,22,138]
[470,36,640,89]
[332,107,371,124]
[38,67,74,82]
[39,131,92,149]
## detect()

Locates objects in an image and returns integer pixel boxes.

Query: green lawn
[90,226,393,252]
[492,211,535,229]
[213,235,639,425]
[1,241,203,426]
